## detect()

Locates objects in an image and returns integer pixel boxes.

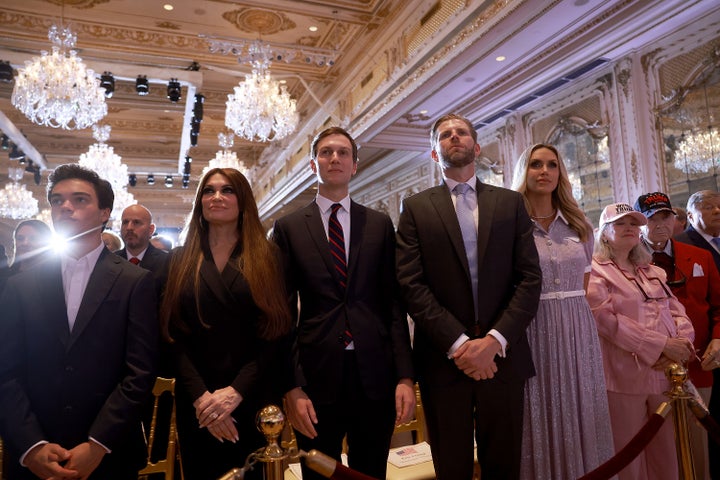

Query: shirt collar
[640,236,673,256]
[61,240,105,271]
[445,176,478,194]
[316,193,351,214]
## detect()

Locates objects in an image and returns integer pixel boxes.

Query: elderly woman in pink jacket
[587,203,695,480]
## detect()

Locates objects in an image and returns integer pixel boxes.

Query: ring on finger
[210,412,219,419]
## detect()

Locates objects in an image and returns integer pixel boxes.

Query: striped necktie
[328,203,348,289]
[328,203,352,345]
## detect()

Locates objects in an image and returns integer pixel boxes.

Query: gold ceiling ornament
[222,8,296,36]
[11,24,107,130]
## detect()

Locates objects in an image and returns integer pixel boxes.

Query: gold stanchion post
[665,363,696,480]
[256,404,287,480]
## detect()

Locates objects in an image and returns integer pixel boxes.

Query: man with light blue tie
[675,188,720,478]
[397,114,541,479]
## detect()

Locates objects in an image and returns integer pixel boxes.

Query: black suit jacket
[675,225,720,272]
[117,243,169,294]
[0,248,158,479]
[396,180,541,387]
[272,201,414,404]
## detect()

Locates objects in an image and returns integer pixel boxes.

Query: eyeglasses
[613,261,673,302]
[666,267,687,289]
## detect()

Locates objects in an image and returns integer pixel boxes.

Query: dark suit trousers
[297,351,395,480]
[420,375,525,480]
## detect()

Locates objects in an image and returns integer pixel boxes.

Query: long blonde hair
[511,143,592,242]
[160,168,291,341]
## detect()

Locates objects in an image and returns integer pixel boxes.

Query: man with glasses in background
[635,191,720,480]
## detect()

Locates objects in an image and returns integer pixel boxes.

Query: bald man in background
[117,205,168,275]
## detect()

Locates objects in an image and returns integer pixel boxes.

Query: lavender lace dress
[520,214,615,479]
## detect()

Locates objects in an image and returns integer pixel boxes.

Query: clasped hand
[26,441,105,480]
[194,386,242,443]
[653,336,695,370]
[452,336,501,380]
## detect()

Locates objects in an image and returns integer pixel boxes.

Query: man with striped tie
[272,127,415,480]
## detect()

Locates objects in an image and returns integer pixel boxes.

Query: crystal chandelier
[202,132,249,179]
[674,127,719,174]
[78,125,135,220]
[110,186,136,223]
[225,44,299,142]
[12,25,107,130]
[0,166,39,219]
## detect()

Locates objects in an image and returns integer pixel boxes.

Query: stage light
[128,174,137,187]
[9,144,25,161]
[100,71,115,98]
[0,61,13,82]
[167,78,181,102]
[147,174,155,185]
[165,175,173,188]
[190,118,201,146]
[193,94,204,120]
[136,75,149,95]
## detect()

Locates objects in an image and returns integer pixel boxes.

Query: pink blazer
[588,259,694,394]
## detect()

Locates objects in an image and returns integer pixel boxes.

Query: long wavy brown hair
[511,143,592,243]
[160,168,291,341]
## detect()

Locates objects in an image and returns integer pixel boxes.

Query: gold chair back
[393,383,425,443]
[138,377,183,480]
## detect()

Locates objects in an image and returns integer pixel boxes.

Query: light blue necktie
[454,183,478,321]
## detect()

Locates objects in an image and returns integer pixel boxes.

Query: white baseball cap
[599,202,648,229]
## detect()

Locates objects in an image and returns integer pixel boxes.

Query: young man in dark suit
[272,127,415,480]
[0,164,158,480]
[396,114,541,479]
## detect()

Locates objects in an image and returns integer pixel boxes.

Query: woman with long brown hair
[160,168,291,479]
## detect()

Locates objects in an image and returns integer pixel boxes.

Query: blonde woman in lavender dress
[512,144,614,479]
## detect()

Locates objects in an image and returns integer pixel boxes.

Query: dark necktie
[328,203,352,346]
[651,251,674,281]
[328,204,347,288]
[129,257,140,265]
[712,237,720,250]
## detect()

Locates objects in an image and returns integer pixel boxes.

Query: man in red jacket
[635,191,720,479]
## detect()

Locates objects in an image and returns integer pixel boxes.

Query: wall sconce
[147,174,155,185]
[165,175,173,188]
[128,174,137,187]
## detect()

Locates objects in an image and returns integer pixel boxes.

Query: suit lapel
[475,180,496,266]
[430,184,469,278]
[347,201,365,281]
[38,258,72,348]
[303,202,341,287]
[69,249,121,347]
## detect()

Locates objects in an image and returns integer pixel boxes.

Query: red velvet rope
[577,412,666,480]
[327,463,379,480]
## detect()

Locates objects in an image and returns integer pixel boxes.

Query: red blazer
[671,240,720,387]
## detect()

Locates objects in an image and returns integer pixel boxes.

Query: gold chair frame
[138,377,184,480]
